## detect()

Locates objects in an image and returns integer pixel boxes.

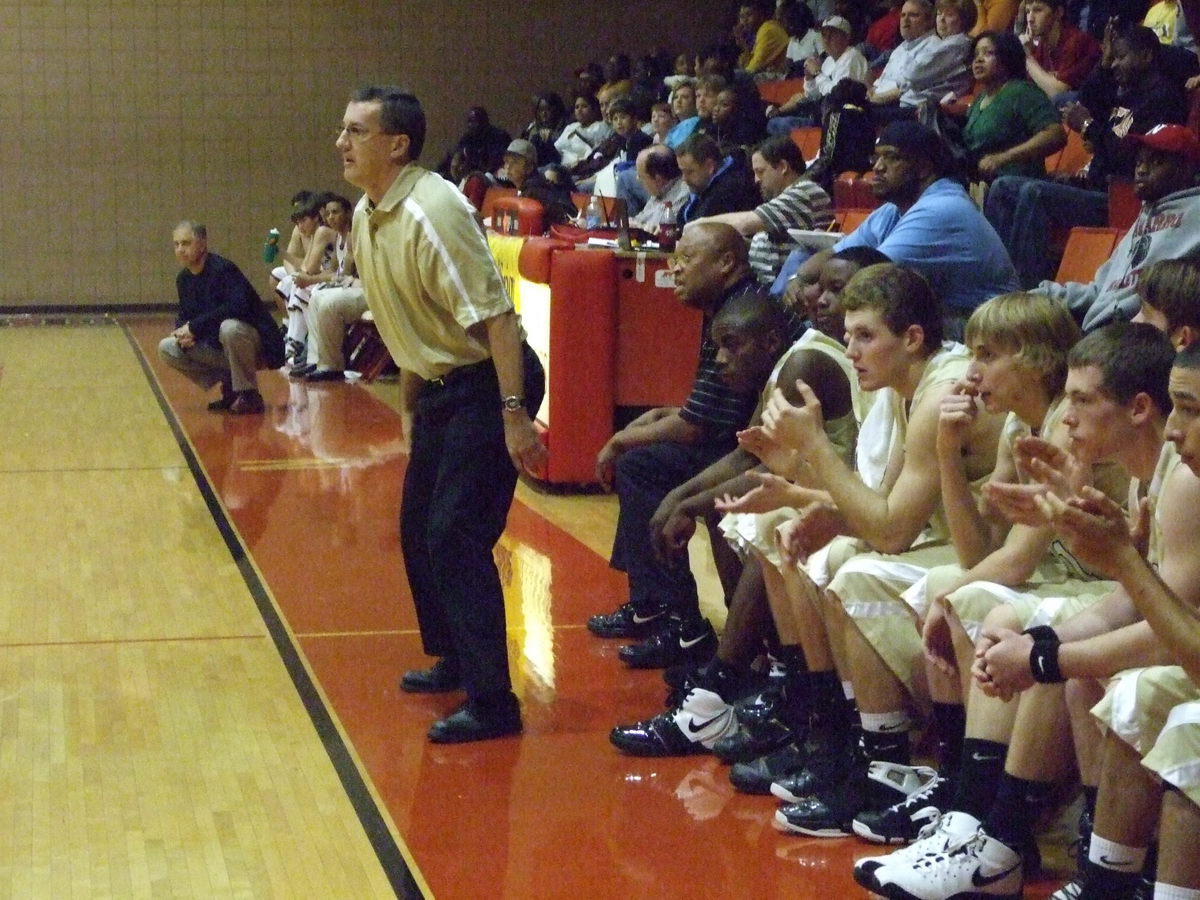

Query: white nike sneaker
[852,810,980,893]
[873,824,1023,900]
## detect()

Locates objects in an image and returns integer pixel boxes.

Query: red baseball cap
[1128,124,1200,164]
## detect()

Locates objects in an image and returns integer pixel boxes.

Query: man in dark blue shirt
[589,222,806,667]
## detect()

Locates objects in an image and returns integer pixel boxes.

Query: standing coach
[338,86,547,743]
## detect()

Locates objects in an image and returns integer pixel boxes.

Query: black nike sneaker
[728,740,812,795]
[609,685,739,756]
[587,600,669,639]
[618,614,717,669]
[774,760,935,838]
[852,771,952,844]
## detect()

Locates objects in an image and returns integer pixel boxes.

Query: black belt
[425,357,495,389]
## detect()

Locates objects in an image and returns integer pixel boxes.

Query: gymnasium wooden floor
[0,318,1072,899]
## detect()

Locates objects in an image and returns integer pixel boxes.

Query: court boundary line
[122,322,427,900]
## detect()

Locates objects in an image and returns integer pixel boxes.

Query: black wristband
[1023,625,1059,645]
[1024,626,1064,683]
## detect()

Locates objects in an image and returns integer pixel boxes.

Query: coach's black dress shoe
[428,694,522,743]
[400,657,462,694]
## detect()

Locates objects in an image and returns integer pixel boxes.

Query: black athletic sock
[807,670,851,724]
[860,728,911,765]
[984,773,1054,851]
[777,644,807,676]
[1081,785,1098,821]
[696,656,742,699]
[932,701,966,781]
[951,738,1007,820]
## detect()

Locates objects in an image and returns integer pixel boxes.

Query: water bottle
[585,195,604,230]
[657,202,679,252]
[262,227,280,263]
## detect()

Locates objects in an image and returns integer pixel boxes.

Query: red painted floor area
[129,320,1067,899]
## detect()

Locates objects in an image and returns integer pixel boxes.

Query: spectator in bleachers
[782,1,826,73]
[934,0,976,65]
[665,80,699,146]
[1019,0,1102,104]
[969,0,1019,35]
[629,145,692,233]
[737,0,793,76]
[712,86,767,152]
[868,0,973,122]
[693,134,834,284]
[1064,0,1137,40]
[519,92,567,168]
[568,96,648,193]
[676,133,761,225]
[435,106,510,179]
[805,77,878,191]
[554,93,615,175]
[1144,0,1198,52]
[815,121,1019,335]
[632,54,669,104]
[693,73,725,142]
[1033,124,1200,331]
[986,23,1188,287]
[498,139,578,226]
[765,15,871,132]
[699,42,772,136]
[649,101,678,144]
[574,62,604,100]
[962,31,1067,181]
[862,0,903,61]
[597,53,634,115]
[618,85,698,217]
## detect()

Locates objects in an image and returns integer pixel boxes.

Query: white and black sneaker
[853,810,981,893]
[852,770,951,844]
[873,822,1023,900]
[609,686,738,756]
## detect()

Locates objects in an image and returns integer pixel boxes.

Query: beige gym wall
[0,1,724,309]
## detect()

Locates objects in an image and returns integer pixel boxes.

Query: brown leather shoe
[229,390,265,414]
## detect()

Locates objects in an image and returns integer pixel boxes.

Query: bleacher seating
[1045,129,1091,178]
[757,78,806,107]
[1054,227,1122,285]
[789,126,821,162]
[833,208,873,233]
[1107,179,1139,233]
[479,185,518,221]
[491,195,546,236]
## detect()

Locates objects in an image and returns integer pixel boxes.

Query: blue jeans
[983,176,1108,288]
[767,109,819,134]
[616,166,649,217]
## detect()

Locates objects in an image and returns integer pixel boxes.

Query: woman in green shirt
[963,30,1067,181]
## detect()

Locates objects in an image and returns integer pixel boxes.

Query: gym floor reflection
[127,318,1069,900]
